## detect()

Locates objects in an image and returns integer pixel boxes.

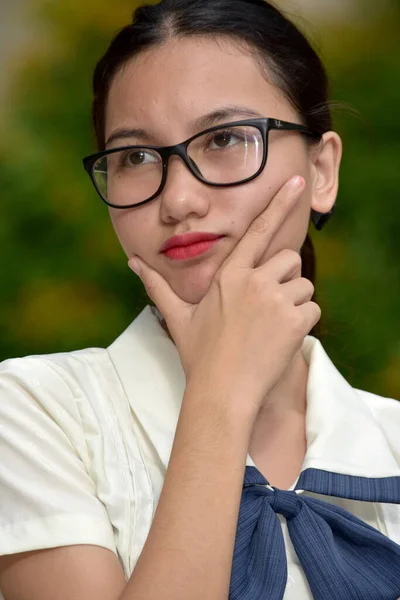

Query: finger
[256,248,302,283]
[128,256,188,336]
[280,277,315,306]
[296,301,322,334]
[226,175,306,270]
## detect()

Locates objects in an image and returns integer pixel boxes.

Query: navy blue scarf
[229,466,400,599]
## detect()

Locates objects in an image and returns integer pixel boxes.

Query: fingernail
[290,176,305,190]
[129,257,141,276]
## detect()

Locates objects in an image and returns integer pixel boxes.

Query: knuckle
[280,248,302,266]
[312,301,322,319]
[215,266,237,287]
[251,268,266,286]
[289,310,306,333]
[250,214,271,235]
[269,288,285,306]
[144,280,155,296]
[279,248,294,259]
[291,250,303,267]
[301,277,315,297]
[273,190,291,213]
[291,253,303,276]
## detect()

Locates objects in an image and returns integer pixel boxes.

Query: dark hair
[92,0,334,339]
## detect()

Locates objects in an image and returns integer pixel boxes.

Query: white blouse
[1,304,400,599]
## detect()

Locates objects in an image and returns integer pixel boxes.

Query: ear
[310,131,342,214]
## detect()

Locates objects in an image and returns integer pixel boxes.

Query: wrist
[184,375,259,436]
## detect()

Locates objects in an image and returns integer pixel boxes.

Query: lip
[160,232,224,253]
[163,237,224,261]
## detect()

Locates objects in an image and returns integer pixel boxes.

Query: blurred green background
[0,0,399,398]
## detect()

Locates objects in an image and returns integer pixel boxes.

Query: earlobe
[310,131,343,217]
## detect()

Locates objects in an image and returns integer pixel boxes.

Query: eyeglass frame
[82,117,334,230]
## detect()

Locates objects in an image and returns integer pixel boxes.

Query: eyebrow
[192,105,264,131]
[105,104,264,148]
[105,127,156,148]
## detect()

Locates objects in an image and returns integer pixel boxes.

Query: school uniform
[0,304,399,599]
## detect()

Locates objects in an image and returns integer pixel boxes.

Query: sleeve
[0,356,117,557]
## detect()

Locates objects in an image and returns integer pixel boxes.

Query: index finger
[225,175,306,269]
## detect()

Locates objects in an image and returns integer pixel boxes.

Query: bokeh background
[0,0,399,398]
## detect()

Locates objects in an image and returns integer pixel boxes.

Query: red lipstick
[161,232,224,261]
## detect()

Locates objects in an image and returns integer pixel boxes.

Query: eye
[121,149,160,167]
[207,130,244,150]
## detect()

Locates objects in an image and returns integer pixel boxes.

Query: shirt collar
[107,305,400,480]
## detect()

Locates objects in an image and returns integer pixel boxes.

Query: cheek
[224,168,294,239]
[225,168,312,266]
[223,178,275,235]
[227,144,309,232]
[108,208,150,258]
[268,191,311,253]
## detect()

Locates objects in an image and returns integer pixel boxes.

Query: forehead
[105,36,295,142]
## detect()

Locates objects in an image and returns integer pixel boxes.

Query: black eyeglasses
[83,117,321,207]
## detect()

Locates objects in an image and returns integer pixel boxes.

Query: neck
[160,313,309,487]
[257,349,309,422]
[248,349,309,488]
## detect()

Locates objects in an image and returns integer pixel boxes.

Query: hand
[128,176,321,417]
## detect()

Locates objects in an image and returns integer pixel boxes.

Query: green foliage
[0,0,399,398]
[310,6,400,396]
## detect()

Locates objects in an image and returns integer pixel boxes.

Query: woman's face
[106,36,341,304]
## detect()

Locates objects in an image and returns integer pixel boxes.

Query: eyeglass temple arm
[269,118,320,138]
[268,119,335,230]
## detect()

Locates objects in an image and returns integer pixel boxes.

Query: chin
[168,264,217,304]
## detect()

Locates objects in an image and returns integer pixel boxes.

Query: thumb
[128,255,187,334]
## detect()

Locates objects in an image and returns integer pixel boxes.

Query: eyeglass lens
[92,124,264,206]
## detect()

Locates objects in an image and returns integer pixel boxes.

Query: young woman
[0,1,399,599]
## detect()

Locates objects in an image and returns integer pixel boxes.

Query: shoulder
[0,348,121,560]
[0,345,112,398]
[355,386,400,416]
[354,387,400,458]
[0,346,114,459]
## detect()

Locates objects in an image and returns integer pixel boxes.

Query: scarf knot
[271,487,302,519]
[244,481,302,519]
[229,466,400,600]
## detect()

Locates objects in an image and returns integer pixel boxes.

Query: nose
[159,154,211,223]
